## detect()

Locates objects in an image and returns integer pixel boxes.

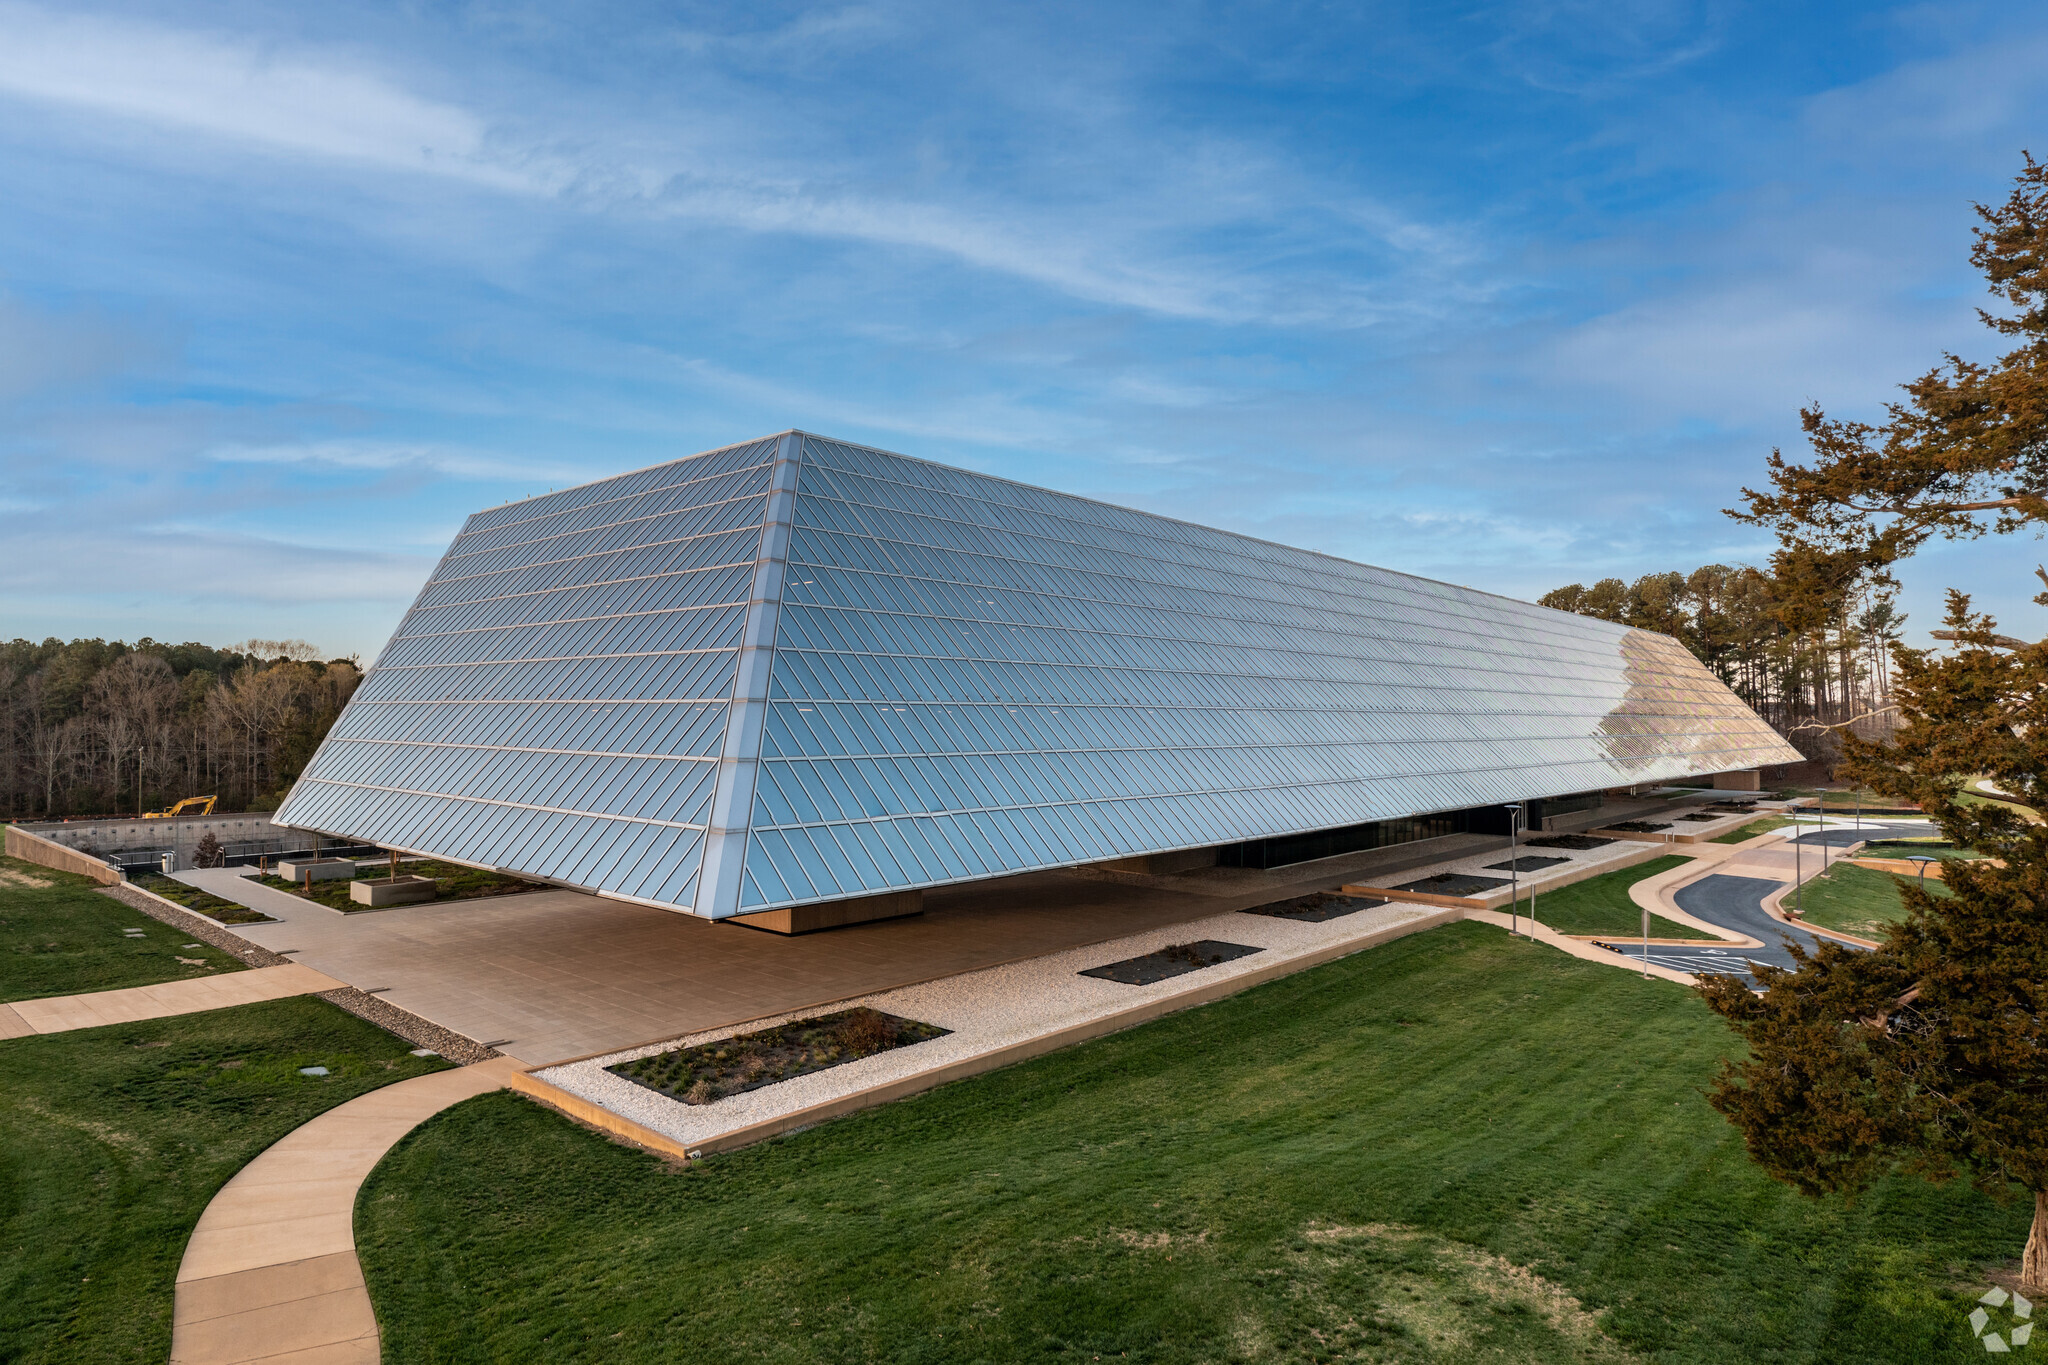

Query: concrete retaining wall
[3,824,124,884]
[17,812,292,856]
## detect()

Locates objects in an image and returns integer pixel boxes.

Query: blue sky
[2,1,2045,659]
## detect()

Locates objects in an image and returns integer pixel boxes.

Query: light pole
[1794,815,1803,918]
[1908,854,1937,898]
[1502,802,1522,935]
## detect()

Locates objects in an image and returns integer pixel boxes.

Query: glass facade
[276,430,1802,918]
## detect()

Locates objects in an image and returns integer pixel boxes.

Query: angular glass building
[275,431,1800,926]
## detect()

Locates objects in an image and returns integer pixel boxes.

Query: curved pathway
[171,1054,527,1364]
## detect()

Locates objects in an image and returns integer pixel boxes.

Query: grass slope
[1517,855,1716,940]
[1,856,243,1003]
[359,924,2019,1363]
[1795,862,1953,939]
[1710,815,1793,844]
[0,997,451,1363]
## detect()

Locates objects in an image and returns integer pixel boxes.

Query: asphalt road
[1599,873,1849,983]
[1789,820,1938,847]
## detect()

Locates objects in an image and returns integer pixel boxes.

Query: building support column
[693,432,801,918]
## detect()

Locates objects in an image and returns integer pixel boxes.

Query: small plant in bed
[610,1007,949,1105]
[136,875,275,924]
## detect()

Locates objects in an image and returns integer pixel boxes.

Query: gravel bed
[537,898,1440,1151]
[313,987,499,1064]
[98,884,292,967]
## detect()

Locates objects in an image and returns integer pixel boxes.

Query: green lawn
[255,858,537,912]
[1,856,245,1003]
[0,996,451,1363]
[1857,840,1983,862]
[358,923,2020,1363]
[1709,814,1794,844]
[134,874,276,924]
[1515,854,1717,940]
[1793,861,1952,939]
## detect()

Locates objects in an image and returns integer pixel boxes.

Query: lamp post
[1908,854,1937,897]
[1502,803,1522,935]
[1794,815,1803,918]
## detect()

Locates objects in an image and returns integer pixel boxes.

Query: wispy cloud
[205,439,582,483]
[0,3,1467,326]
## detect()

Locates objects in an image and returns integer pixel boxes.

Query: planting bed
[1675,813,1722,823]
[1525,834,1613,850]
[1391,871,1510,897]
[1239,891,1388,923]
[1605,820,1672,833]
[136,875,276,924]
[255,859,539,912]
[1484,855,1570,872]
[609,1007,948,1105]
[1079,939,1262,985]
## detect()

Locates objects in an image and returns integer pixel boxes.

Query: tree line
[1538,563,1904,757]
[0,637,360,820]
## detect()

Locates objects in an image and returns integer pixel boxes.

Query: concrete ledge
[277,858,355,883]
[508,1072,695,1161]
[349,876,436,907]
[572,905,1461,1162]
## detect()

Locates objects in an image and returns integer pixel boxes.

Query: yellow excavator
[143,795,218,819]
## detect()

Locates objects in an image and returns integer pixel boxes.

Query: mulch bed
[1525,835,1614,851]
[1080,940,1263,985]
[1675,813,1724,823]
[1392,872,1511,898]
[1240,892,1388,923]
[610,1007,948,1105]
[1483,856,1570,872]
[1603,821,1672,833]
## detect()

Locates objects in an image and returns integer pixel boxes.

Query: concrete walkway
[0,963,344,1040]
[171,1054,529,1365]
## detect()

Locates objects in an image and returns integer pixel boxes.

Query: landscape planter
[276,857,357,882]
[349,875,438,907]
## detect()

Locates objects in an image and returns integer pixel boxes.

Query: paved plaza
[172,835,1505,1064]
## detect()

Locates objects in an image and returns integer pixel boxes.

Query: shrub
[836,1008,899,1055]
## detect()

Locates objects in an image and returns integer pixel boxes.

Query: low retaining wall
[3,824,122,885]
[1346,842,1672,913]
